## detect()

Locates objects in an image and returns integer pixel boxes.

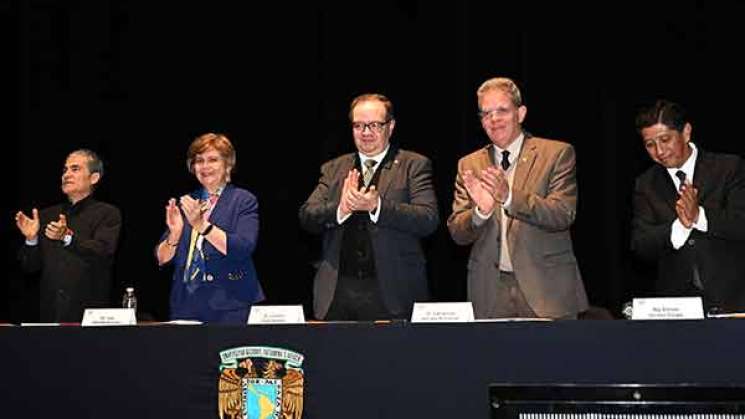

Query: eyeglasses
[352,120,390,133]
[478,107,513,120]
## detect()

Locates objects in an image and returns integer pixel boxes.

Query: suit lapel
[512,137,537,193]
[476,145,501,224]
[208,184,234,225]
[507,137,537,233]
[470,145,494,177]
[376,146,399,199]
[693,149,712,202]
[652,165,679,213]
[650,148,711,214]
[485,144,497,167]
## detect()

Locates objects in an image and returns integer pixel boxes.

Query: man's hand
[482,166,509,205]
[676,182,700,228]
[463,169,496,215]
[339,169,361,216]
[15,209,40,241]
[353,185,380,213]
[44,214,68,241]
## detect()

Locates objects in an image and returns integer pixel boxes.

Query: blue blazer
[160,184,264,309]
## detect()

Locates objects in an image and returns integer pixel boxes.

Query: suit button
[206,274,214,282]
[688,239,695,246]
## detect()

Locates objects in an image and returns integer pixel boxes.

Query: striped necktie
[363,159,377,187]
[184,192,219,293]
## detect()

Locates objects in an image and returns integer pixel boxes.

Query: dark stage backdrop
[4,1,745,322]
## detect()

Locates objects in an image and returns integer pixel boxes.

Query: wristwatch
[201,223,214,236]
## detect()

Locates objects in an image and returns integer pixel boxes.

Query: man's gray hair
[69,149,104,178]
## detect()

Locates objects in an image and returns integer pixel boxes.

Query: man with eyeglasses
[632,99,745,314]
[447,77,588,319]
[300,93,439,321]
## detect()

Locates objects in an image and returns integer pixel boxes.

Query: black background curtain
[3,1,744,321]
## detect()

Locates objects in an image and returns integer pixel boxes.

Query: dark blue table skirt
[1,320,743,418]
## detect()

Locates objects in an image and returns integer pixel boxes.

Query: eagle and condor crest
[218,346,304,419]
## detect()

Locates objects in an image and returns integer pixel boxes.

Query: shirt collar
[201,184,226,199]
[358,144,390,169]
[666,142,698,182]
[493,132,525,165]
[65,194,93,214]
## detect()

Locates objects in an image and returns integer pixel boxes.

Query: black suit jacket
[18,196,121,322]
[631,149,745,311]
[299,146,439,319]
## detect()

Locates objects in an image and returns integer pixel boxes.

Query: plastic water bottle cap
[126,287,134,293]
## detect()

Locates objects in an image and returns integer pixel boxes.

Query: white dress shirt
[668,142,708,249]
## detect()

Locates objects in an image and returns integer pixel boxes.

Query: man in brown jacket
[448,77,587,319]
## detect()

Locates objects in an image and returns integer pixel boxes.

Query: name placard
[411,302,474,323]
[248,305,305,325]
[632,297,704,320]
[81,308,137,326]
[20,323,61,327]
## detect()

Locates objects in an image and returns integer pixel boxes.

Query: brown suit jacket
[447,135,588,318]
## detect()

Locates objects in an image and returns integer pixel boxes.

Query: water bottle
[122,287,137,310]
[621,301,633,320]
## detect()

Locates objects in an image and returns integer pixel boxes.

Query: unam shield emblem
[218,346,304,419]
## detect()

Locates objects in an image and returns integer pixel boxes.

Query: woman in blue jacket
[156,133,263,323]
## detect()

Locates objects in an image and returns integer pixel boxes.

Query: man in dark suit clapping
[632,99,745,313]
[299,93,439,321]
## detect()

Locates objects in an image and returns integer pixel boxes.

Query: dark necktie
[501,150,511,171]
[675,169,702,289]
[363,159,377,187]
[675,170,686,192]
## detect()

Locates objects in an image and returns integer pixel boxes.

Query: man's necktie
[675,170,686,192]
[363,159,377,187]
[675,169,702,289]
[501,150,511,171]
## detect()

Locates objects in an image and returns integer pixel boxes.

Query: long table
[2,320,744,418]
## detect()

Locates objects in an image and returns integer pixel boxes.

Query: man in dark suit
[15,149,121,322]
[632,99,745,313]
[299,93,439,320]
[448,77,588,319]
